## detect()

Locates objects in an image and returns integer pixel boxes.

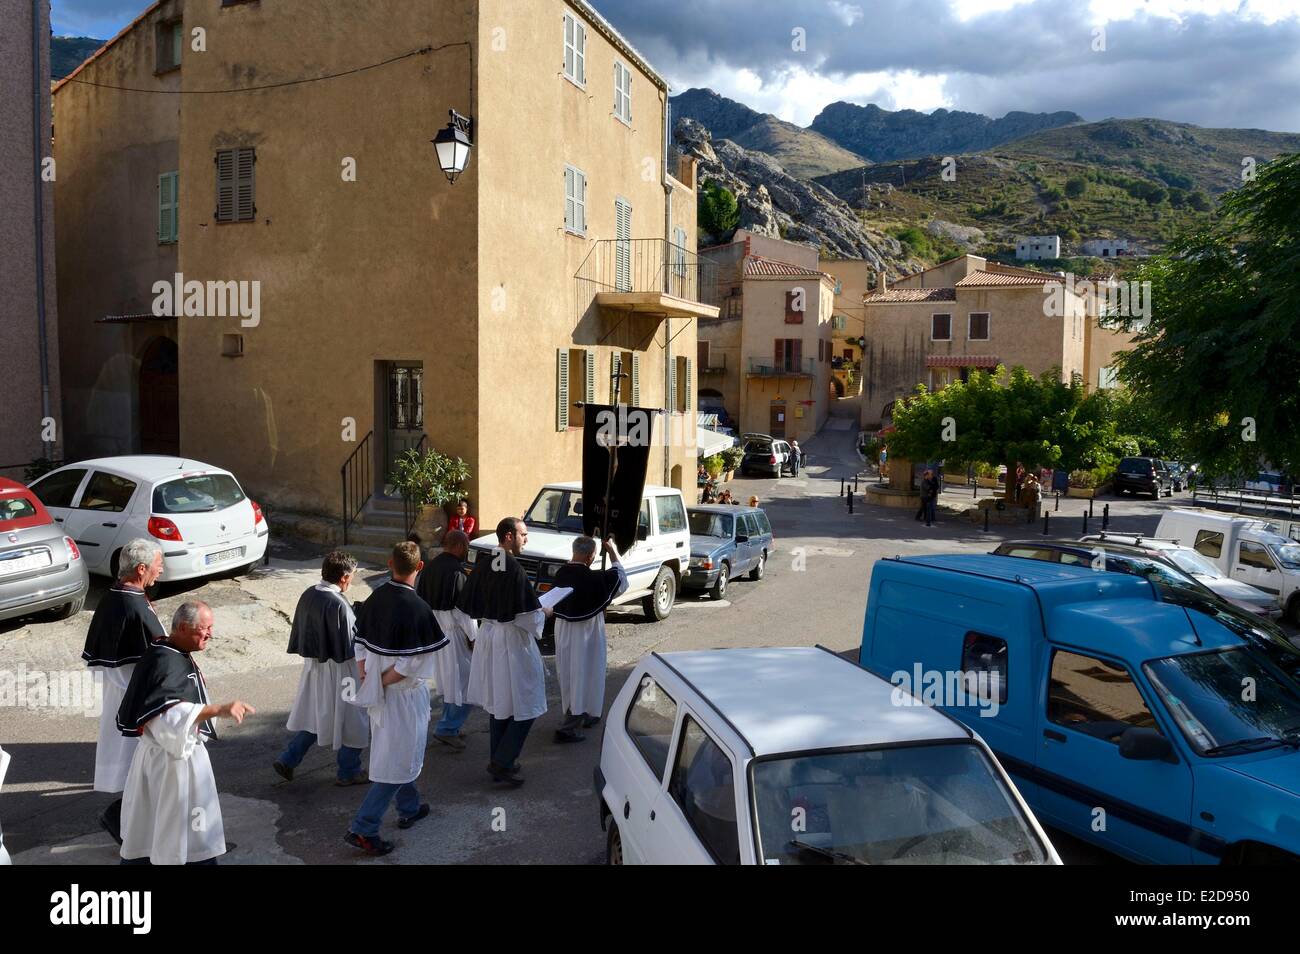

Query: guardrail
[575,237,721,305]
[746,357,817,377]
[1192,483,1299,518]
[340,433,373,546]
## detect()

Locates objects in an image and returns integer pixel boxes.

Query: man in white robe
[117,601,254,865]
[274,550,369,784]
[81,538,165,843]
[344,541,447,856]
[415,530,478,751]
[552,536,627,743]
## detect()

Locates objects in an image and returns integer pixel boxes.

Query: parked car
[683,505,773,600]
[1166,462,1188,492]
[467,481,689,622]
[1081,532,1282,619]
[27,457,269,581]
[739,437,792,478]
[1113,456,1172,499]
[0,745,10,865]
[596,646,1059,865]
[0,477,89,622]
[1246,471,1293,496]
[860,553,1300,864]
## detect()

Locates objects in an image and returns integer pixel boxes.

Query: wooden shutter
[615,198,631,291]
[631,353,641,405]
[774,338,783,368]
[215,150,236,221]
[610,352,622,402]
[563,14,575,79]
[792,339,802,370]
[785,288,804,323]
[158,172,177,243]
[576,20,586,84]
[557,349,569,431]
[585,349,596,404]
[669,355,677,412]
[236,148,255,221]
[684,357,693,414]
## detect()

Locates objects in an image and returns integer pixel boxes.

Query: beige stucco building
[820,258,870,398]
[698,231,834,442]
[860,255,1134,427]
[1,0,62,472]
[52,0,710,539]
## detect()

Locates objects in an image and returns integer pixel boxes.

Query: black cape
[286,582,356,663]
[417,551,468,613]
[553,562,623,622]
[354,579,448,657]
[458,552,541,622]
[116,642,216,740]
[81,586,166,668]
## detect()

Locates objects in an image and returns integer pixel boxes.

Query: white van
[1155,509,1300,624]
[467,482,689,621]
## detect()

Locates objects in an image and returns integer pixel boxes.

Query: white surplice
[555,563,628,718]
[119,702,226,865]
[352,645,438,785]
[430,608,477,707]
[94,665,137,793]
[286,657,369,750]
[466,608,547,721]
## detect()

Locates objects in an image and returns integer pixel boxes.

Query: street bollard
[1083,511,1089,534]
[1089,497,1095,519]
[973,481,978,500]
[1054,491,1060,513]
[840,477,845,497]
[1043,511,1050,535]
[983,507,990,533]
[854,475,859,492]
[1102,503,1110,530]
[847,490,854,514]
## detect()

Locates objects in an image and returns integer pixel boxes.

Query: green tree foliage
[1064,177,1087,198]
[698,180,739,242]
[1118,152,1300,477]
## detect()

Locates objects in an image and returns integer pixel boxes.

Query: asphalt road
[1,419,1254,864]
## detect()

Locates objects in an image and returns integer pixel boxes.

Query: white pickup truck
[467,481,690,621]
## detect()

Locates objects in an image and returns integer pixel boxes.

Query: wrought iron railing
[341,432,373,546]
[746,357,817,377]
[1192,481,1299,519]
[402,433,429,540]
[701,353,727,373]
[576,237,721,307]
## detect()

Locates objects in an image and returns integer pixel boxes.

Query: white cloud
[827,1,865,27]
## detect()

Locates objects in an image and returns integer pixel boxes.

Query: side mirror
[735,534,749,543]
[1118,726,1174,762]
[636,525,649,541]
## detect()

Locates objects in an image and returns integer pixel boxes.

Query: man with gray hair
[551,536,626,743]
[81,538,165,843]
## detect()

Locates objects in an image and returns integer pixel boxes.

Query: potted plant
[389,446,472,540]
[703,454,725,480]
[975,462,1000,489]
[720,445,744,480]
[1067,468,1096,498]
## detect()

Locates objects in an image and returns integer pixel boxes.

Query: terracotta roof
[864,288,957,303]
[926,355,999,368]
[954,272,1054,287]
[984,262,1057,279]
[744,257,832,280]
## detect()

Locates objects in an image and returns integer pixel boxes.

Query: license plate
[0,550,53,577]
[205,546,245,566]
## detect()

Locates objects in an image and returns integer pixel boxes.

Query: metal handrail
[402,433,429,540]
[746,357,817,377]
[1192,481,1298,518]
[341,431,373,546]
[575,237,721,306]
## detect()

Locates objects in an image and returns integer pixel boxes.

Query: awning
[697,412,720,428]
[925,354,999,368]
[697,427,734,458]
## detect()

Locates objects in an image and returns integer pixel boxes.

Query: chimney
[875,270,888,292]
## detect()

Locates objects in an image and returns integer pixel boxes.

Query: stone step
[344,543,395,569]
[358,509,407,529]
[368,496,406,513]
[342,524,410,550]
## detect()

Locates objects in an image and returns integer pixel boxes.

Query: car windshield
[523,489,584,533]
[744,440,772,454]
[751,742,1049,865]
[1119,458,1152,472]
[1166,548,1226,579]
[1269,542,1300,568]
[0,496,40,524]
[152,474,245,514]
[1144,648,1300,756]
[688,511,733,538]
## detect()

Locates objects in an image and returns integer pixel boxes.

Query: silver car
[0,477,89,623]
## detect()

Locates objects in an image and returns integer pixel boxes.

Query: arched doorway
[139,337,179,455]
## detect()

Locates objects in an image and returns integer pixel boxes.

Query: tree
[1117,152,1300,478]
[1064,177,1087,198]
[697,179,739,242]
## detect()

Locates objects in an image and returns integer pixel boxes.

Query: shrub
[720,446,744,472]
[703,454,725,478]
[1068,469,1096,489]
[388,447,471,509]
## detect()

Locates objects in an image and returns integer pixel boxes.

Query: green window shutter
[685,357,693,414]
[669,356,677,413]
[585,349,596,404]
[631,354,640,406]
[158,172,177,243]
[215,150,235,221]
[235,147,256,221]
[557,349,569,431]
[610,353,621,403]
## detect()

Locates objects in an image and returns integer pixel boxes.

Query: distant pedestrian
[748,495,759,508]
[920,469,940,527]
[448,498,477,539]
[789,440,802,476]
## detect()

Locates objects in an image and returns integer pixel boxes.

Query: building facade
[1,0,62,472]
[820,258,870,398]
[52,0,709,533]
[1015,235,1061,260]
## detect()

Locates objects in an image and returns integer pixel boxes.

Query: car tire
[642,566,676,621]
[749,550,766,581]
[709,563,729,601]
[109,548,122,579]
[606,821,624,865]
[1287,595,1300,627]
[50,595,85,620]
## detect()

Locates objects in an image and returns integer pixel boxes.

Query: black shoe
[554,729,586,744]
[581,716,601,729]
[397,804,430,830]
[344,831,395,856]
[273,760,294,782]
[487,762,525,787]
[99,810,122,846]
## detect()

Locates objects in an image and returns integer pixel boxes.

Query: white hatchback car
[28,457,269,581]
[596,646,1059,865]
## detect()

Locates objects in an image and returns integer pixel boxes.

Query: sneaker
[553,729,586,744]
[334,771,369,787]
[431,734,467,751]
[397,804,430,830]
[272,760,294,782]
[581,716,601,729]
[344,831,395,856]
[487,762,525,787]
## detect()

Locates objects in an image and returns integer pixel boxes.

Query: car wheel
[606,821,624,865]
[49,595,85,620]
[109,548,122,579]
[709,563,729,601]
[1288,595,1300,628]
[1151,486,1161,500]
[749,550,766,581]
[642,566,676,621]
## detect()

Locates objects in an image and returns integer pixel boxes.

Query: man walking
[416,530,478,750]
[552,537,626,744]
[789,440,802,476]
[920,468,940,527]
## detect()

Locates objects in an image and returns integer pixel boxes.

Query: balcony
[746,357,817,377]
[700,353,728,374]
[577,238,721,321]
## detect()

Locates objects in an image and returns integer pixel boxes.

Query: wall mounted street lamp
[433,109,473,184]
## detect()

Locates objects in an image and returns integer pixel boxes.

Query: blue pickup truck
[858,553,1300,864]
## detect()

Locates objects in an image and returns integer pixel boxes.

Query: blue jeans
[350,781,421,838]
[923,500,937,525]
[434,702,473,737]
[279,730,363,781]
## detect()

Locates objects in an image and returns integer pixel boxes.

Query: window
[784,288,805,324]
[626,674,677,780]
[1098,366,1119,389]
[843,348,853,361]
[564,165,587,236]
[962,632,1008,704]
[1047,650,1160,743]
[1194,529,1224,560]
[614,197,631,288]
[153,475,246,515]
[78,472,137,513]
[556,349,570,431]
[774,338,801,372]
[221,333,244,357]
[674,355,691,413]
[669,716,740,864]
[637,498,650,536]
[214,147,255,223]
[931,313,951,341]
[968,312,990,340]
[156,19,182,73]
[30,469,86,509]
[1239,541,1276,571]
[671,226,688,293]
[613,60,631,124]
[564,348,594,428]
[158,171,179,244]
[656,494,686,534]
[0,495,38,522]
[562,11,586,86]
[754,511,772,535]
[612,350,634,403]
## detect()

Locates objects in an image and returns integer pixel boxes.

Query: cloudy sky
[51,0,1300,132]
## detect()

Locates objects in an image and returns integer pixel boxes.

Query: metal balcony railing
[700,353,727,373]
[747,357,817,377]
[576,237,721,307]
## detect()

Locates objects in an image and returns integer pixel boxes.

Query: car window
[999,546,1057,562]
[625,674,678,781]
[524,489,583,533]
[153,474,246,514]
[755,511,772,535]
[962,632,1008,704]
[688,511,732,538]
[1239,541,1275,571]
[744,440,772,454]
[668,715,740,865]
[30,468,86,508]
[0,495,40,523]
[1047,650,1161,743]
[1194,529,1224,559]
[656,495,686,535]
[77,472,137,513]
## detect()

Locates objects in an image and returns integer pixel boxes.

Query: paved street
[0,419,1253,864]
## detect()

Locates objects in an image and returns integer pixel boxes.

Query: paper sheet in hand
[539,587,573,610]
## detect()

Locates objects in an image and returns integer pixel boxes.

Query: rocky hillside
[51,36,105,80]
